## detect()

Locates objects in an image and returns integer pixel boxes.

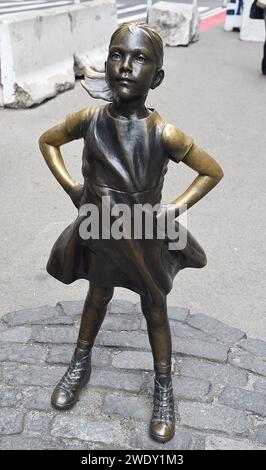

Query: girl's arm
[162,124,224,216]
[39,107,90,207]
[39,122,79,192]
[170,145,224,215]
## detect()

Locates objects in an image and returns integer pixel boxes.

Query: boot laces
[58,355,90,393]
[152,378,174,424]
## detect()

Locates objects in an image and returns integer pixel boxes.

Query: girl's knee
[87,284,114,309]
[140,296,167,325]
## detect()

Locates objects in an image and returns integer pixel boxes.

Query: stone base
[1,299,266,449]
[0,0,117,108]
[148,1,200,47]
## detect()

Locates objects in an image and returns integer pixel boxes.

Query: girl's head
[109,22,164,70]
[81,22,164,102]
[105,22,164,101]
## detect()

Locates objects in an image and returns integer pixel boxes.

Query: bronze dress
[47,104,207,303]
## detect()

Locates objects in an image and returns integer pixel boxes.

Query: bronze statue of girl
[39,21,223,444]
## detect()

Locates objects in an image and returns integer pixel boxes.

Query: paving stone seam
[4,388,266,420]
[48,409,257,448]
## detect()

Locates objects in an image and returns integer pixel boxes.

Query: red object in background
[200,10,227,32]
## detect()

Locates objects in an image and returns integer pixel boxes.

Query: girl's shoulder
[65,104,104,140]
[161,121,194,164]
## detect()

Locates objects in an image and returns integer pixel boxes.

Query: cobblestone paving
[1,300,266,450]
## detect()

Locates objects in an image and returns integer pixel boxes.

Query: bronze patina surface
[39,22,223,443]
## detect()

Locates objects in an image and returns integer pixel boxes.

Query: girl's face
[106,29,161,101]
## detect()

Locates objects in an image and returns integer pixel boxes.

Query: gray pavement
[0,23,266,343]
[0,299,266,449]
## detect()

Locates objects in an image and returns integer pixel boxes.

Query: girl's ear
[150,69,164,90]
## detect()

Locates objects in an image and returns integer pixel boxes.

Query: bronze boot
[149,369,175,443]
[51,347,92,410]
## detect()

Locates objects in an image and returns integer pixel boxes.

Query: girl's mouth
[118,77,135,83]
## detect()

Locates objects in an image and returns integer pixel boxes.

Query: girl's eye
[111,52,121,60]
[136,55,146,64]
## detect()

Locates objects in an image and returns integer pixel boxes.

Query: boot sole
[51,400,76,411]
[149,429,175,443]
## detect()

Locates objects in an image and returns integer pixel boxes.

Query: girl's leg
[51,283,114,410]
[77,282,114,350]
[140,295,175,443]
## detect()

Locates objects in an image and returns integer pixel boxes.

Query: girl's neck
[109,96,150,120]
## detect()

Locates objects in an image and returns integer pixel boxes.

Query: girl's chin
[113,92,138,101]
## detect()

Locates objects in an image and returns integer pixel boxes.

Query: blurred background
[0,0,265,341]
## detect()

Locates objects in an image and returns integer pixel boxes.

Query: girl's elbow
[39,132,48,150]
[203,168,223,187]
[210,164,224,183]
[215,167,224,182]
[39,131,57,152]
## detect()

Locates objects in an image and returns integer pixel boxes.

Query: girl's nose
[120,55,132,73]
